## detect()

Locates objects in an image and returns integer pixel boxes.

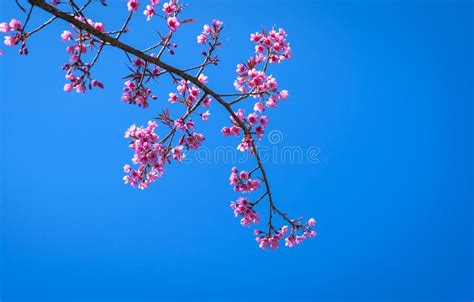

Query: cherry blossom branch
[1,0,317,250]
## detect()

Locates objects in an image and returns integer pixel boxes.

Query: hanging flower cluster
[121,57,160,108]
[60,15,105,94]
[1,18,27,55]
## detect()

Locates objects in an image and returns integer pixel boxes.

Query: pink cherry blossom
[196,34,207,44]
[201,110,210,121]
[143,5,155,21]
[230,197,259,226]
[202,96,212,107]
[9,19,21,31]
[3,36,16,47]
[279,89,288,100]
[0,22,10,33]
[168,92,178,103]
[63,83,73,92]
[93,22,104,32]
[60,30,72,41]
[162,2,177,15]
[254,102,265,113]
[308,217,316,227]
[167,17,180,32]
[127,0,140,12]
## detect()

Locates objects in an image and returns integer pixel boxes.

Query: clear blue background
[0,0,472,301]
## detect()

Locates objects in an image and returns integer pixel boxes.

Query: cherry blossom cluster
[230,197,260,226]
[123,121,167,189]
[254,218,317,250]
[229,167,260,193]
[168,79,203,106]
[121,57,160,108]
[196,19,223,45]
[129,0,182,32]
[250,28,291,64]
[60,15,105,93]
[1,18,27,55]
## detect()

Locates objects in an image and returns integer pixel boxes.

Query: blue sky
[0,0,472,301]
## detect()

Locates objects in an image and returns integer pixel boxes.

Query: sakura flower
[60,30,72,41]
[162,2,177,15]
[9,19,21,31]
[198,74,208,83]
[196,34,207,44]
[167,17,180,32]
[308,217,316,227]
[63,83,73,92]
[265,95,278,108]
[279,89,288,100]
[172,145,185,162]
[254,102,265,113]
[201,110,210,121]
[143,5,155,20]
[0,22,10,33]
[202,24,212,35]
[230,197,259,226]
[247,113,259,125]
[93,22,105,32]
[127,0,140,12]
[237,137,253,152]
[202,96,212,107]
[150,0,160,5]
[168,92,178,103]
[3,36,17,47]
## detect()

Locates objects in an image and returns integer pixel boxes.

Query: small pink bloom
[63,83,73,92]
[9,19,22,31]
[75,83,85,93]
[198,74,208,83]
[247,113,259,125]
[3,36,16,47]
[254,102,265,113]
[127,0,140,12]
[201,110,210,121]
[0,22,10,33]
[308,217,316,227]
[172,145,185,162]
[203,96,212,107]
[168,92,178,103]
[167,17,180,32]
[94,22,105,32]
[197,34,207,44]
[143,5,155,20]
[279,89,289,100]
[212,19,223,29]
[162,2,176,15]
[150,0,160,5]
[202,24,212,34]
[265,95,278,108]
[60,30,72,41]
